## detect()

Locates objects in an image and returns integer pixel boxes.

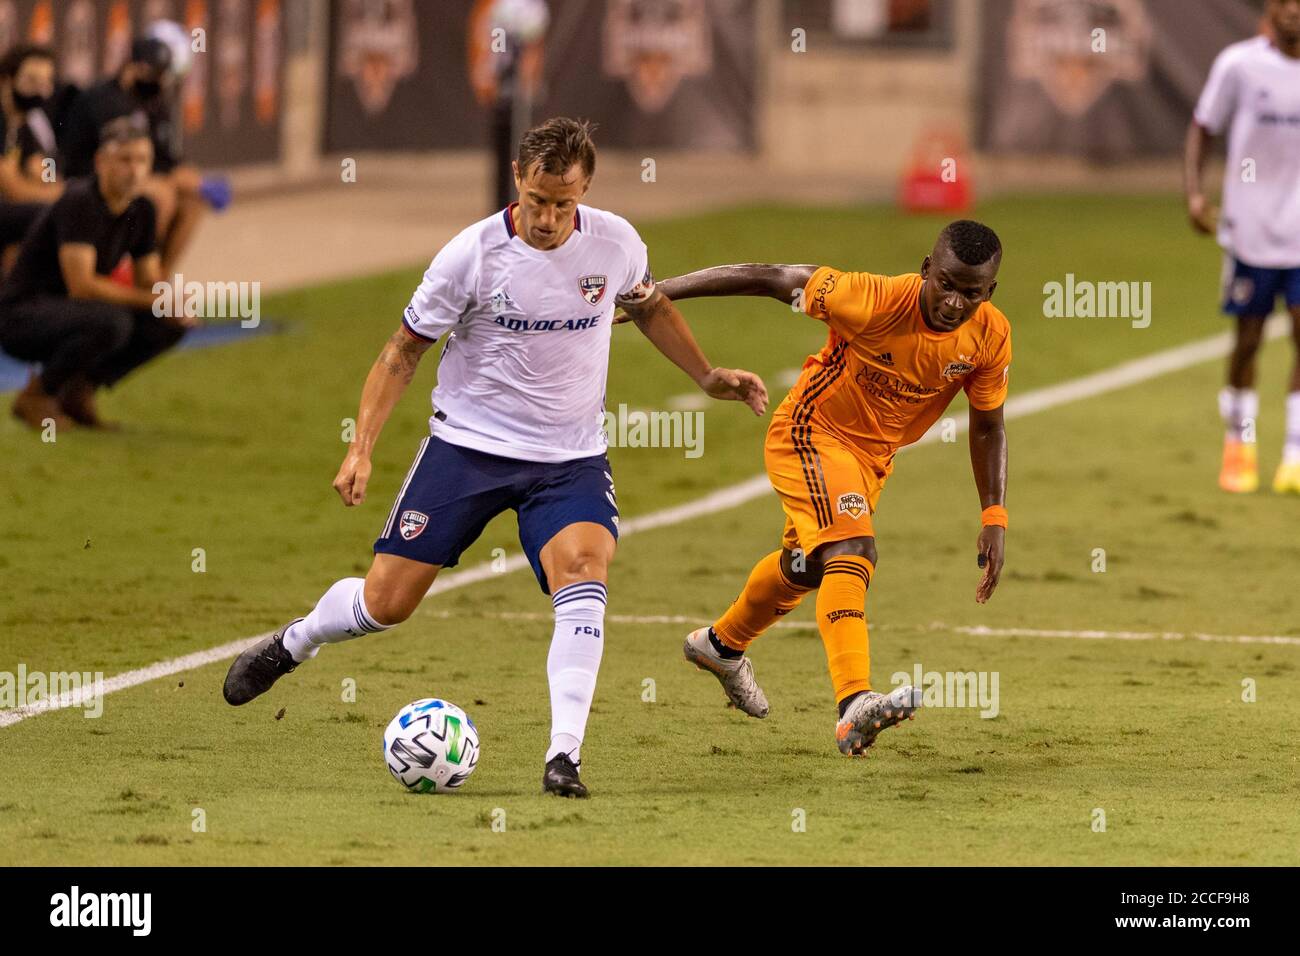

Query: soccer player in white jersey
[1185,0,1300,494]
[223,118,768,797]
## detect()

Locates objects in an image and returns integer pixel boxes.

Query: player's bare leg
[362,553,442,625]
[1220,314,1266,493]
[537,521,615,797]
[684,547,815,717]
[1274,307,1300,494]
[222,553,438,705]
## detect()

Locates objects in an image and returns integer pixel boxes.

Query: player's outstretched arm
[622,289,768,416]
[969,403,1008,604]
[333,327,435,507]
[657,263,820,304]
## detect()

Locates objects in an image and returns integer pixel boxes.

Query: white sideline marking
[421,609,1300,647]
[1,317,1289,728]
[950,624,1300,646]
[0,636,272,728]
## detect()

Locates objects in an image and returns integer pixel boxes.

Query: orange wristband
[981,505,1008,528]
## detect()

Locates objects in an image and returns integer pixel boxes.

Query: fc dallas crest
[579,274,607,305]
[399,510,428,540]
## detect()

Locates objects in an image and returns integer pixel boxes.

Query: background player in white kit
[1185,0,1300,494]
[223,118,768,797]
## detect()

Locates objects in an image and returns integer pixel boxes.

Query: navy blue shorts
[373,436,618,594]
[1222,258,1300,317]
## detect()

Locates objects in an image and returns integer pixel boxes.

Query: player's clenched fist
[1186,194,1217,235]
[333,450,372,506]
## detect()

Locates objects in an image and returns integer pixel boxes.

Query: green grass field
[2,195,1298,865]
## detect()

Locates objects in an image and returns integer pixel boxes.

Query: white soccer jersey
[1194,36,1300,269]
[401,204,655,462]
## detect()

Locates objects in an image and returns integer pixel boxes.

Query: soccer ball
[382,698,480,793]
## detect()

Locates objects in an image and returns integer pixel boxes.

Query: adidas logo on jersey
[489,289,517,314]
[875,352,894,366]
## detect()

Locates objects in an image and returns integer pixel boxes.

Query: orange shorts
[765,407,885,556]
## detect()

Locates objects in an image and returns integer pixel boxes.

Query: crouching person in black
[0,116,195,430]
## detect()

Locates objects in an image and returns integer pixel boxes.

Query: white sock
[1286,391,1300,464]
[283,577,392,662]
[545,581,607,764]
[1218,386,1259,442]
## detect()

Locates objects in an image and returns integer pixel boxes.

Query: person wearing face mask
[0,43,59,274]
[55,35,216,275]
[0,43,62,203]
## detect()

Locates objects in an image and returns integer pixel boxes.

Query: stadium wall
[229,0,1237,204]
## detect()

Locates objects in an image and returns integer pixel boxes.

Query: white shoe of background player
[683,626,770,718]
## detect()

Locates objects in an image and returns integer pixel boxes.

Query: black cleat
[222,621,302,706]
[542,753,589,798]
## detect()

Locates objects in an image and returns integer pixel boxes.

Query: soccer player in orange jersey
[661,221,1010,755]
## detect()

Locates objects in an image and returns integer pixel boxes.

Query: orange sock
[713,551,813,651]
[816,555,873,703]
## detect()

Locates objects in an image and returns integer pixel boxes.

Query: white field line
[421,609,1300,647]
[950,624,1300,646]
[0,636,273,728]
[1,317,1289,728]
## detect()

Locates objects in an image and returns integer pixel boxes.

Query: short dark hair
[0,43,54,82]
[98,113,151,150]
[940,220,1002,266]
[517,117,597,181]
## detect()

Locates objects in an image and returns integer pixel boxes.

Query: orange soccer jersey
[766,267,1012,554]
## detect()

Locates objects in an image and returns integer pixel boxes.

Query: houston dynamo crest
[579,275,608,305]
[837,493,867,519]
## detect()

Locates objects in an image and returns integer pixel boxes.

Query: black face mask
[11,91,46,112]
[133,79,162,101]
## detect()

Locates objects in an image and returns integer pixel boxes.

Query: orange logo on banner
[104,0,132,76]
[601,0,710,114]
[28,0,53,43]
[1008,0,1152,117]
[254,0,281,125]
[184,0,209,132]
[338,0,418,116]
